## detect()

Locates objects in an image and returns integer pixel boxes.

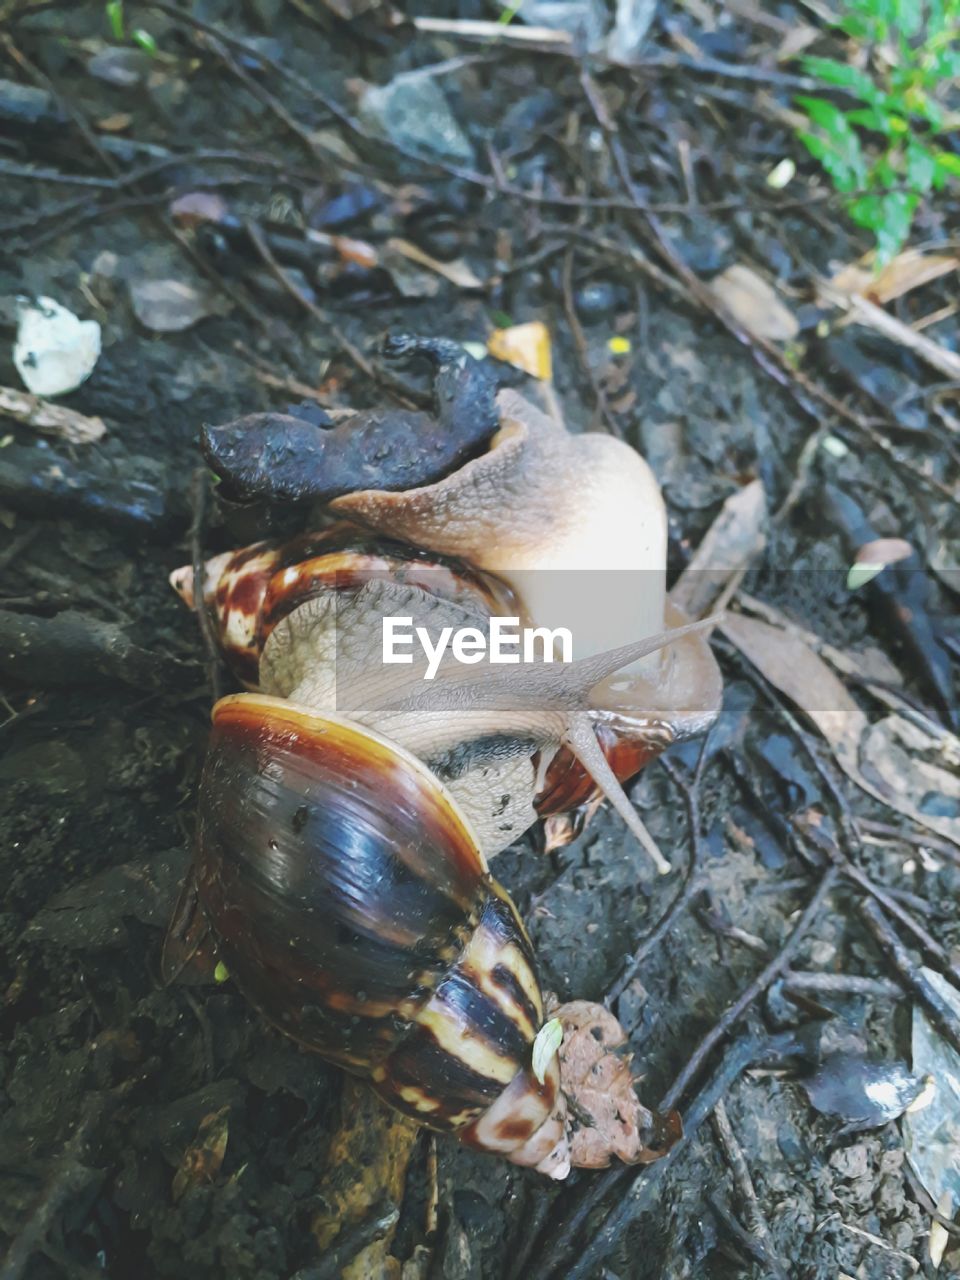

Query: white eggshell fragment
[14,296,102,397]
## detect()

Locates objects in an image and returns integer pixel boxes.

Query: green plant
[794,0,960,264]
[104,0,159,56]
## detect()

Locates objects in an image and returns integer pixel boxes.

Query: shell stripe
[415,969,527,1084]
[377,1030,506,1128]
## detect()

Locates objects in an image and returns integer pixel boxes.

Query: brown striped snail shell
[174,523,720,862]
[165,694,571,1176]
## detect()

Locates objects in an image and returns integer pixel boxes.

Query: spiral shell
[190,693,570,1175]
[173,523,518,689]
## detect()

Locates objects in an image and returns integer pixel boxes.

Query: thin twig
[661,866,839,1111]
[189,469,223,706]
[606,746,710,1005]
[711,1100,787,1280]
[859,897,960,1057]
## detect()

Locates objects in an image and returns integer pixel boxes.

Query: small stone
[13,296,101,397]
[574,280,629,321]
[87,46,152,88]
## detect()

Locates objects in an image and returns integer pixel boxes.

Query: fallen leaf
[831,249,958,307]
[803,1052,924,1127]
[312,1079,416,1279]
[97,111,133,132]
[169,191,229,227]
[13,296,102,397]
[903,969,960,1247]
[776,23,819,59]
[553,1000,680,1168]
[722,612,866,771]
[385,237,483,289]
[848,537,914,589]
[710,264,798,341]
[172,1106,230,1201]
[488,320,552,380]
[670,479,767,620]
[129,278,215,333]
[724,611,960,852]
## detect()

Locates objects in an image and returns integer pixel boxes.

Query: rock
[574,279,629,320]
[13,296,102,397]
[359,68,474,166]
[86,46,152,88]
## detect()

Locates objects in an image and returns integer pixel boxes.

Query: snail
[177,336,722,861]
[164,336,722,1175]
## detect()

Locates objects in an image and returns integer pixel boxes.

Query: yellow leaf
[488,320,552,380]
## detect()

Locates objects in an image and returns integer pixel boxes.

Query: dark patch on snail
[490,963,540,1034]
[433,968,529,1065]
[382,1029,506,1118]
[433,733,541,782]
[494,1116,536,1143]
[201,335,500,506]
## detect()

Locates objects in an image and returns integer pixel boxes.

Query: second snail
[165,335,723,1178]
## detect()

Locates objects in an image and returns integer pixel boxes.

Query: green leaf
[801,56,882,105]
[798,131,856,191]
[845,107,897,136]
[795,99,867,190]
[837,12,873,38]
[847,561,886,590]
[132,28,158,55]
[893,0,924,37]
[795,95,851,138]
[532,1019,563,1084]
[847,193,886,232]
[934,149,960,178]
[105,0,124,39]
[874,192,919,265]
[906,142,937,192]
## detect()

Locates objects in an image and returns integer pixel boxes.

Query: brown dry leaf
[776,23,819,59]
[172,1106,230,1201]
[670,479,767,620]
[385,238,483,290]
[97,112,133,132]
[129,278,216,333]
[853,538,914,577]
[488,320,553,380]
[722,612,866,771]
[722,611,960,852]
[710,264,798,341]
[554,1000,679,1169]
[830,248,958,307]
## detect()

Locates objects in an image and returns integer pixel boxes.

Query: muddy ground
[1,2,959,1278]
